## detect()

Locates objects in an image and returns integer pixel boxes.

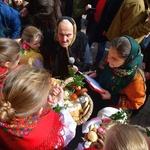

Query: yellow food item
[67,101,82,121]
[87,131,98,142]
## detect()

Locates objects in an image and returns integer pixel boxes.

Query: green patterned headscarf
[98,35,143,94]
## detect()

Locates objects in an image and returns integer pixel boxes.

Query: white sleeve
[59,108,77,146]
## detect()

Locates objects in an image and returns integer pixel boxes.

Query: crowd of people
[0,0,150,149]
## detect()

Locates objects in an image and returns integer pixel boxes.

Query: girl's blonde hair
[0,38,21,67]
[104,123,149,150]
[0,67,51,122]
[21,26,43,43]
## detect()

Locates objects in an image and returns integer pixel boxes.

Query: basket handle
[61,77,74,89]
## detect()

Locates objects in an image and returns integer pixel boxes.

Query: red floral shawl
[0,108,64,150]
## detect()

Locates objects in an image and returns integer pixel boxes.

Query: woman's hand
[100,89,111,100]
[72,65,78,73]
[85,4,92,10]
[52,84,63,101]
[48,84,64,107]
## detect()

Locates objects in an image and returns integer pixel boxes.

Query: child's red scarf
[0,106,64,149]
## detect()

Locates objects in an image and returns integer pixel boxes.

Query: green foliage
[52,104,67,112]
[68,66,85,88]
[109,109,131,124]
[146,128,150,137]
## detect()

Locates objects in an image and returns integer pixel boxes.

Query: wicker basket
[61,77,93,126]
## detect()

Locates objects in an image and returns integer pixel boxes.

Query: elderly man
[44,16,92,79]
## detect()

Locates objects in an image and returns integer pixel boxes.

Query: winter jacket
[0,0,21,39]
[106,0,150,43]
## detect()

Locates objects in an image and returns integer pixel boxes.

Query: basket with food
[61,77,93,125]
[77,107,131,150]
[51,67,93,125]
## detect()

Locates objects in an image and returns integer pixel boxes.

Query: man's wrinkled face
[57,20,74,48]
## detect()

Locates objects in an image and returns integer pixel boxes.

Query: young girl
[87,36,146,118]
[0,67,76,149]
[0,38,21,93]
[19,25,44,67]
[10,0,28,11]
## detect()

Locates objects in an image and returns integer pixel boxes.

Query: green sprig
[109,109,131,124]
[52,104,67,112]
[68,66,85,88]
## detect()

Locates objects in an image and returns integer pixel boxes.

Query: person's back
[0,0,21,39]
[106,0,150,43]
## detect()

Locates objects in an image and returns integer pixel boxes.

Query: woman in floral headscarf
[87,36,146,117]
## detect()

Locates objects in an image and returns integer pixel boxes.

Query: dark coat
[26,0,63,32]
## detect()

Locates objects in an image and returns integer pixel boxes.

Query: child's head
[0,67,51,123]
[0,38,21,69]
[11,0,25,10]
[21,26,43,50]
[12,0,24,6]
[104,123,149,150]
[133,125,150,150]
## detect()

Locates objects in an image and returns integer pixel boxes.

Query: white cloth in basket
[97,107,119,118]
